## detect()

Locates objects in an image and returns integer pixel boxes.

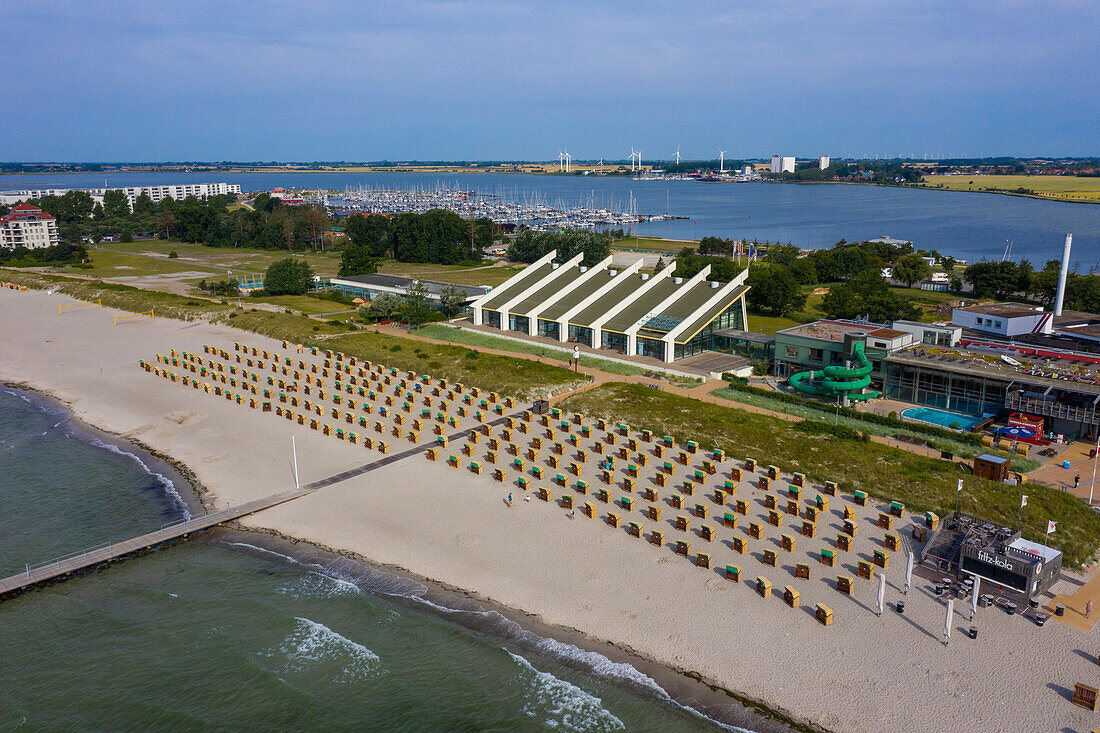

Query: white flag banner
[1021,495,1028,508]
[957,478,963,492]
[1048,520,1057,534]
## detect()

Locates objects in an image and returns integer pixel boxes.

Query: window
[784,345,799,359]
[808,348,824,363]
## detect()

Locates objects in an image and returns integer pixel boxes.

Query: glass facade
[637,337,666,361]
[672,303,745,360]
[601,331,627,354]
[568,324,593,347]
[537,319,560,340]
[885,362,1007,416]
[484,310,501,329]
[508,314,530,333]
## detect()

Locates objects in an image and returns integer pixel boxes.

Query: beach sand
[2,287,1098,732]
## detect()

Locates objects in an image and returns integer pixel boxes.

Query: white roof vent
[640,273,650,280]
[674,277,684,284]
[609,269,618,276]
[579,266,588,273]
[551,263,560,269]
[710,281,720,288]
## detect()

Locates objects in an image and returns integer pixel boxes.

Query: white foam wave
[532,638,669,700]
[277,571,361,600]
[507,650,625,732]
[225,541,303,566]
[86,437,191,520]
[279,617,382,683]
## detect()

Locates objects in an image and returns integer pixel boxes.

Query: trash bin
[1028,598,1039,609]
[1056,604,1065,617]
[969,627,978,639]
[896,601,905,614]
[1007,603,1016,616]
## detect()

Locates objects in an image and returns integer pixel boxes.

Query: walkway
[0,487,313,597]
[0,410,516,600]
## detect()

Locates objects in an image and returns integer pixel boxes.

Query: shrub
[168,251,178,259]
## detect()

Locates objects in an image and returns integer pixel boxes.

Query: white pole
[1089,432,1100,506]
[944,599,954,645]
[292,435,300,490]
[877,574,885,616]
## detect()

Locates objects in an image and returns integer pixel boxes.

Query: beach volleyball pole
[944,599,953,646]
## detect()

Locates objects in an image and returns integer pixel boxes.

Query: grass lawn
[375,261,525,287]
[922,174,1100,203]
[99,240,345,277]
[708,387,1037,471]
[69,248,217,278]
[414,324,701,385]
[613,235,695,252]
[558,383,1100,568]
[247,294,355,315]
[1,268,584,402]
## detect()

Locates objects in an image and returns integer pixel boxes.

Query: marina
[323,183,682,230]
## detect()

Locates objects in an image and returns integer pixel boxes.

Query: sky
[2,0,1098,161]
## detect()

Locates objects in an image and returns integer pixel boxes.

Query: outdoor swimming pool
[901,407,983,430]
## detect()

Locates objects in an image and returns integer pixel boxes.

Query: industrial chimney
[1054,233,1072,316]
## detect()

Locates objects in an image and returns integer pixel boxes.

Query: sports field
[922,174,1100,203]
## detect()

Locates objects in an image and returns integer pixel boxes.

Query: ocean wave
[85,437,191,520]
[224,541,747,731]
[279,617,382,683]
[507,650,625,732]
[277,570,361,600]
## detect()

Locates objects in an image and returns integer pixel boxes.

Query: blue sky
[2,1,1097,161]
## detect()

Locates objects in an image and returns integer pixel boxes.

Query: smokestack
[1054,233,1072,316]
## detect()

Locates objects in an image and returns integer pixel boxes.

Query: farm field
[922,174,1100,203]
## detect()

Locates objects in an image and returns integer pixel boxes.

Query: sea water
[0,388,749,732]
[2,170,1097,264]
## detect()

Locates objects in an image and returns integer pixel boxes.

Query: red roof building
[1,203,60,249]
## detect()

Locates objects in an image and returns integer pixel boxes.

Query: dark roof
[332,273,485,298]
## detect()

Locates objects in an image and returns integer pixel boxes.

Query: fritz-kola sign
[977,551,1017,572]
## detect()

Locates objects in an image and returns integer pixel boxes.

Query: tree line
[338,209,491,277]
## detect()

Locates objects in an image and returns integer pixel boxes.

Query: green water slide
[788,341,881,401]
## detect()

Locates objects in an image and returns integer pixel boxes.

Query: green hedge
[723,379,985,447]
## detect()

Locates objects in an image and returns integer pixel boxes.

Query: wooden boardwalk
[0,487,314,598]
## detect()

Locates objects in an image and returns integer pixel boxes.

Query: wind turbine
[637,149,644,172]
[558,151,564,172]
[718,148,727,174]
[563,149,572,173]
[598,159,604,174]
[629,147,638,172]
[674,146,681,165]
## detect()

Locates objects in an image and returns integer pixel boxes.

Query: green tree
[438,284,469,317]
[263,257,315,296]
[400,279,434,327]
[338,244,381,277]
[821,272,919,322]
[746,266,806,316]
[893,253,933,287]
[102,189,131,220]
[361,292,402,322]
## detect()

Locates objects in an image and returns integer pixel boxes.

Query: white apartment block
[0,182,242,209]
[817,156,830,169]
[0,203,60,249]
[770,155,795,173]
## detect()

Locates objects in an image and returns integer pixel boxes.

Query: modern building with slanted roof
[468,251,750,363]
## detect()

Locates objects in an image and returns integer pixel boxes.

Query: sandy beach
[2,286,1098,733]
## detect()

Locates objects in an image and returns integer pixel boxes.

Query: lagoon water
[0,388,733,731]
[2,171,1098,267]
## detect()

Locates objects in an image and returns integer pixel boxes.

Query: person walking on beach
[1087,600,1093,619]
[507,493,513,508]
[1075,474,1081,490]
[568,509,575,520]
